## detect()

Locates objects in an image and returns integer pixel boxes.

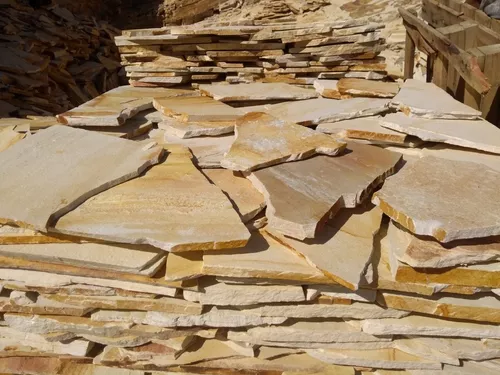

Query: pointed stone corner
[249,142,401,239]
[373,156,500,242]
[390,79,482,120]
[220,112,346,172]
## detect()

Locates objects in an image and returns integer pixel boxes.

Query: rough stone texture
[317,117,423,146]
[390,79,482,120]
[313,80,344,99]
[307,285,377,302]
[267,97,391,125]
[380,113,500,154]
[270,206,382,290]
[421,144,500,173]
[54,145,250,252]
[0,126,163,231]
[337,78,400,98]
[159,117,235,138]
[249,142,401,239]
[221,112,346,172]
[203,169,266,222]
[0,126,25,152]
[0,295,93,316]
[199,82,318,101]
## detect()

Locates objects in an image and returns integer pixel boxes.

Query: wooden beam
[399,7,491,94]
[404,31,416,79]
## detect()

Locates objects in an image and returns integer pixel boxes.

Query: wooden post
[404,31,416,79]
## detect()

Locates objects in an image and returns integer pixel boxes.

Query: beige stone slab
[380,113,500,154]
[421,144,500,173]
[202,169,266,223]
[0,295,93,316]
[0,126,163,231]
[158,117,235,138]
[361,315,500,339]
[153,96,244,122]
[317,117,422,147]
[409,361,500,375]
[248,142,401,239]
[221,112,346,172]
[313,80,343,99]
[165,252,203,281]
[337,79,399,98]
[267,97,391,126]
[0,126,25,152]
[307,348,441,370]
[390,79,482,120]
[79,115,153,139]
[373,157,500,242]
[270,207,382,290]
[307,285,377,303]
[393,338,460,366]
[57,86,197,126]
[199,83,318,102]
[54,146,250,252]
[202,231,337,284]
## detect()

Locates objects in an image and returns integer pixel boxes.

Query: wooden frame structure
[401,0,500,125]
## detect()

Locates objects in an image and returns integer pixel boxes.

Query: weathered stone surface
[202,231,335,284]
[0,126,25,152]
[380,113,500,154]
[158,117,235,138]
[373,157,500,242]
[313,80,344,99]
[267,97,390,126]
[0,294,93,316]
[0,356,91,375]
[317,117,422,146]
[390,79,482,120]
[0,126,163,231]
[54,146,250,252]
[81,114,153,139]
[270,206,382,290]
[202,169,266,222]
[307,348,441,370]
[199,82,318,101]
[422,144,500,173]
[249,142,401,239]
[410,361,500,375]
[153,96,243,122]
[337,78,399,98]
[165,252,203,281]
[307,285,377,303]
[221,112,346,172]
[0,225,80,245]
[386,221,500,269]
[361,315,500,339]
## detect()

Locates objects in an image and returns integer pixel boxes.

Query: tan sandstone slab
[422,144,500,173]
[317,117,423,147]
[202,169,266,222]
[380,113,500,154]
[199,82,318,101]
[54,146,250,252]
[0,126,25,152]
[267,97,390,126]
[221,112,346,172]
[80,114,153,139]
[153,96,243,122]
[390,79,482,119]
[313,80,344,99]
[337,78,400,98]
[270,206,382,290]
[158,117,235,138]
[0,126,163,231]
[373,156,500,242]
[248,142,401,239]
[0,294,93,316]
[307,285,377,303]
[410,361,500,375]
[165,252,203,281]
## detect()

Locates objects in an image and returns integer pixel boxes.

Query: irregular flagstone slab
[386,221,500,269]
[80,115,153,139]
[307,348,441,370]
[0,295,92,316]
[202,169,266,222]
[0,225,83,245]
[393,338,460,366]
[410,361,500,375]
[54,146,250,252]
[269,207,382,290]
[0,126,163,231]
[337,78,400,98]
[0,126,25,152]
[361,315,500,339]
[221,112,346,172]
[57,86,197,126]
[317,117,423,147]
[422,144,500,173]
[378,291,500,323]
[267,97,391,126]
[390,79,482,119]
[307,285,377,303]
[202,231,336,284]
[158,117,235,138]
[380,113,500,154]
[153,96,244,122]
[165,252,203,281]
[373,157,500,242]
[313,80,344,99]
[249,142,401,239]
[199,82,318,102]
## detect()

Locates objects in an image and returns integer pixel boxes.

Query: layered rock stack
[0,79,500,374]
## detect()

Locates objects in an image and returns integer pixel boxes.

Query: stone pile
[115,20,388,88]
[0,79,500,375]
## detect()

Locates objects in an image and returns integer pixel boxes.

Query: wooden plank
[446,25,465,99]
[475,10,492,29]
[464,47,486,110]
[432,52,449,90]
[461,3,477,19]
[404,32,416,79]
[422,0,464,28]
[478,44,500,125]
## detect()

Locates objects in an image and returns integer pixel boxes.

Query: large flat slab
[422,144,500,173]
[373,156,500,242]
[0,126,163,231]
[337,78,400,98]
[159,117,235,138]
[199,82,318,101]
[390,79,482,119]
[221,112,346,172]
[54,145,250,252]
[248,142,401,239]
[380,113,500,154]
